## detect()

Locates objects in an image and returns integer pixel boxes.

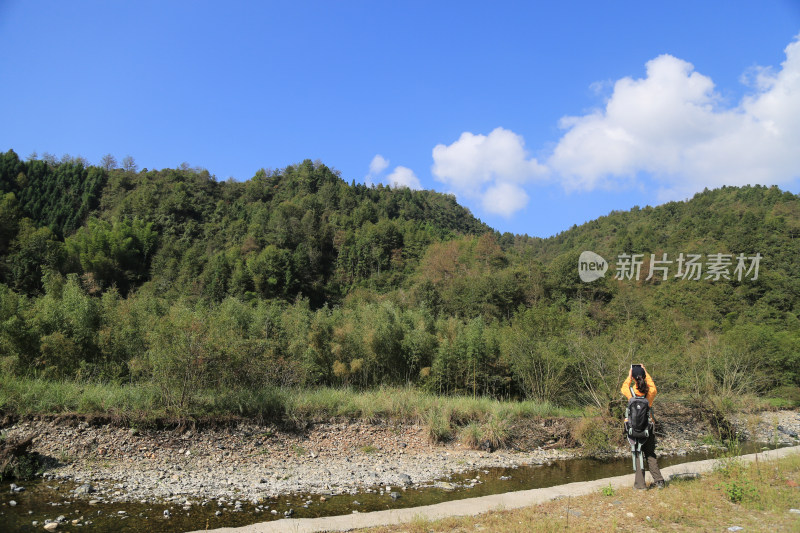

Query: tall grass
[0,374,584,428]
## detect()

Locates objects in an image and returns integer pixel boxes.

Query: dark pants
[628,431,664,489]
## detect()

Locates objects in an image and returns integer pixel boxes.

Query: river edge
[191,445,800,533]
[2,406,799,508]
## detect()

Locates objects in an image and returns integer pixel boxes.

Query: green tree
[7,220,64,295]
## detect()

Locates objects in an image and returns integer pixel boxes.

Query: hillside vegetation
[0,148,798,417]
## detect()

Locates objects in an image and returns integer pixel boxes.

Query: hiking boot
[654,480,666,489]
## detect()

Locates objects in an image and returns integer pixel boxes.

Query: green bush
[424,407,453,443]
[574,416,613,456]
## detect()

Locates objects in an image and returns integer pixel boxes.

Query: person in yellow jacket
[621,364,666,489]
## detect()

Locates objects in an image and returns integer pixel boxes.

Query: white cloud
[365,154,422,190]
[482,182,529,217]
[548,35,800,199]
[365,154,389,185]
[369,154,389,176]
[386,166,422,190]
[431,127,547,216]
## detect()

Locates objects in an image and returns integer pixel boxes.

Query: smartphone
[631,364,642,371]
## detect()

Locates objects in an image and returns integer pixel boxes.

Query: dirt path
[193,445,800,533]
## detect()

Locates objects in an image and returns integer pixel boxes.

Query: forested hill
[0,149,489,305]
[532,185,800,266]
[0,147,798,408]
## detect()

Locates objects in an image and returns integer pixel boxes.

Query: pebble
[4,410,787,508]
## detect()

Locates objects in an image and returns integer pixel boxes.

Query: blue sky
[2,1,799,238]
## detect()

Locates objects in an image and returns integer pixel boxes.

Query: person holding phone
[621,364,665,489]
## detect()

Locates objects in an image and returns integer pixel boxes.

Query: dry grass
[356,454,800,532]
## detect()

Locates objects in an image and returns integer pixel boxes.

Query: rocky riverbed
[2,407,798,509]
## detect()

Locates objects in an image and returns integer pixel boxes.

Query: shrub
[457,421,482,449]
[424,407,452,443]
[481,415,510,450]
[574,416,614,456]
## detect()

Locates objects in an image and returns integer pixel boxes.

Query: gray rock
[390,492,400,500]
[669,472,701,481]
[9,500,16,506]
[74,483,95,495]
[397,474,412,485]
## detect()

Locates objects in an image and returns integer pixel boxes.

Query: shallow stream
[0,442,775,532]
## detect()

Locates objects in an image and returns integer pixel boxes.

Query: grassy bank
[358,453,800,532]
[0,375,582,429]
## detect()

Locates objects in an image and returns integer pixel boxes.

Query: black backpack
[624,386,653,471]
[626,392,651,438]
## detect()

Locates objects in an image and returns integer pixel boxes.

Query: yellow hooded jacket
[621,371,657,406]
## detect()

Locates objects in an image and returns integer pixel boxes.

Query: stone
[74,483,95,495]
[669,472,700,481]
[9,500,16,506]
[44,524,59,531]
[390,492,400,500]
